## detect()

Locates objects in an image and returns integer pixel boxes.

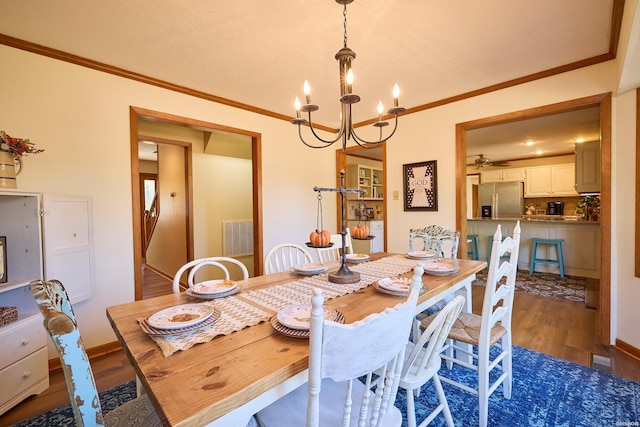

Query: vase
[0,151,17,189]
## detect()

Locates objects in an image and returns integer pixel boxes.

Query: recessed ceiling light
[535,150,543,155]
[525,140,534,146]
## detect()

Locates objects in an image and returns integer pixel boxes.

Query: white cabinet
[348,220,383,254]
[524,164,578,197]
[0,190,95,414]
[481,168,525,183]
[575,141,600,193]
[0,285,49,416]
[347,165,384,200]
[550,164,578,195]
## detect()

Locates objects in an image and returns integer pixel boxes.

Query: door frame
[130,106,263,300]
[455,93,612,345]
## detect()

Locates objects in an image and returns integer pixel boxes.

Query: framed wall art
[0,236,6,283]
[403,160,438,211]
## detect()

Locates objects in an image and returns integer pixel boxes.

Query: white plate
[377,277,412,293]
[422,262,456,273]
[147,304,215,330]
[345,253,370,263]
[292,263,328,274]
[191,279,238,295]
[277,304,338,331]
[406,250,437,259]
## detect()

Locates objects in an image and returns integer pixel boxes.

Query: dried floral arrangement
[0,131,44,157]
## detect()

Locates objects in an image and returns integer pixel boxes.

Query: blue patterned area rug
[11,381,137,426]
[13,346,639,426]
[395,345,640,426]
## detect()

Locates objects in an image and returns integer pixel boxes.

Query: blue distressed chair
[30,279,162,427]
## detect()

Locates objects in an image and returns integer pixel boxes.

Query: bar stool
[529,238,565,278]
[467,234,479,260]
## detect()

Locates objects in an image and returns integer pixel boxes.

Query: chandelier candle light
[292,0,406,151]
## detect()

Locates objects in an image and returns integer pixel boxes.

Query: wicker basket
[0,306,18,327]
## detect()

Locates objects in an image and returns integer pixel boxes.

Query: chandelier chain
[343,3,348,48]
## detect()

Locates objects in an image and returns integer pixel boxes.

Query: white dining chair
[255,265,425,427]
[315,229,353,263]
[30,279,162,427]
[410,225,461,317]
[172,256,249,293]
[264,243,314,274]
[409,225,461,259]
[398,295,465,427]
[423,222,521,427]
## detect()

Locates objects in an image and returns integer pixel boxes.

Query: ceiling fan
[471,154,511,168]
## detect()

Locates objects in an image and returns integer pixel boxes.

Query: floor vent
[591,353,612,373]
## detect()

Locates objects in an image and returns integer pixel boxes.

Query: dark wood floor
[1,268,639,425]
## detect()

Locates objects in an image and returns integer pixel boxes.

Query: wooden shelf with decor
[347,164,384,201]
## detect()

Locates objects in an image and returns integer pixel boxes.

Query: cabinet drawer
[0,314,47,370]
[0,347,48,407]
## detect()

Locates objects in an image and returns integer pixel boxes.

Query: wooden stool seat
[529,238,565,278]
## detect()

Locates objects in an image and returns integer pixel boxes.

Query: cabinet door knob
[21,338,30,345]
[23,371,31,379]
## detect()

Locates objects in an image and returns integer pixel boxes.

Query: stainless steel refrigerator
[477,181,524,219]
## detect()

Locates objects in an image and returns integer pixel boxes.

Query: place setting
[270,303,345,338]
[373,277,426,296]
[290,262,329,276]
[345,253,370,263]
[420,259,461,276]
[138,303,221,336]
[405,250,437,260]
[185,279,242,299]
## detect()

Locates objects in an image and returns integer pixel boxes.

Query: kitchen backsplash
[524,196,583,216]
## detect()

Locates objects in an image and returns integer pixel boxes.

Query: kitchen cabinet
[347,165,384,200]
[0,190,95,414]
[524,164,578,197]
[480,168,525,183]
[348,220,383,253]
[575,141,600,193]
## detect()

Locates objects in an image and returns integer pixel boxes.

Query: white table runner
[144,255,416,357]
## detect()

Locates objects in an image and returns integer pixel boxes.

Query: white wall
[0,45,336,353]
[1,43,638,353]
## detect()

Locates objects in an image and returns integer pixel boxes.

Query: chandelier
[291,0,406,150]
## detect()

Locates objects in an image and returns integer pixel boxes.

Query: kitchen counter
[470,216,599,224]
[467,219,600,278]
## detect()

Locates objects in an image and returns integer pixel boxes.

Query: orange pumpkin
[351,224,370,239]
[310,229,331,246]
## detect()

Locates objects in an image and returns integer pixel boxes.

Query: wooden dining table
[106,253,486,426]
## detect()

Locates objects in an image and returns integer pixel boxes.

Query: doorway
[130,106,264,300]
[336,143,387,252]
[139,172,158,257]
[455,93,612,346]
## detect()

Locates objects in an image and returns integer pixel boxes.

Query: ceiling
[466,106,601,165]
[1,0,637,163]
